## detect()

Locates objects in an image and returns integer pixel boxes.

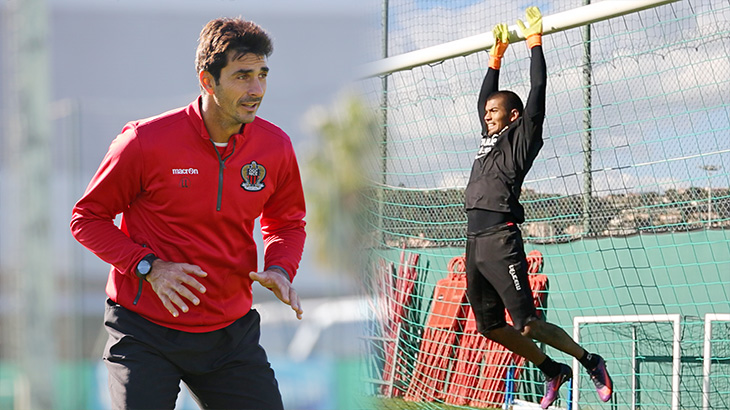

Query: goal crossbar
[359,0,679,78]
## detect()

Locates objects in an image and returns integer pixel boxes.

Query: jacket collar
[186,95,257,142]
[186,95,211,140]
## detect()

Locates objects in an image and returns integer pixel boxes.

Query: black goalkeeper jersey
[464,46,546,224]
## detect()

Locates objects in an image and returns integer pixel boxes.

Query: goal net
[359,1,730,409]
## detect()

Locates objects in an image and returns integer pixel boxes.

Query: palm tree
[301,95,379,273]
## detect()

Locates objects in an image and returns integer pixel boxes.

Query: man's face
[484,97,518,136]
[211,51,268,125]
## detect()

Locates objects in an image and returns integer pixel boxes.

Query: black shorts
[103,299,283,410]
[465,223,540,333]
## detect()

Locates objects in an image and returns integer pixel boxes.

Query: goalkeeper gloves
[516,6,543,49]
[489,23,510,69]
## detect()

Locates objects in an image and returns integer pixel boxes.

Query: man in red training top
[71,17,305,410]
[464,7,612,409]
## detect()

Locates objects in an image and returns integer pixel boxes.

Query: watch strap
[135,253,159,280]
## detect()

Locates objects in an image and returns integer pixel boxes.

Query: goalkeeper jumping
[464,7,613,408]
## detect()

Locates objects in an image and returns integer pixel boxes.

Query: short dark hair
[195,17,273,84]
[488,90,524,117]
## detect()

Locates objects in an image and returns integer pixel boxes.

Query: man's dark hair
[488,90,524,117]
[195,17,273,84]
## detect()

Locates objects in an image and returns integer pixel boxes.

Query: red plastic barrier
[404,265,468,402]
[380,248,421,397]
[442,251,549,408]
[468,273,547,408]
[443,307,488,405]
[403,250,549,406]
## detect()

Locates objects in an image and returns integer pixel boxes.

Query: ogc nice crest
[241,160,266,192]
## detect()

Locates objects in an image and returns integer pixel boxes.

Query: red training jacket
[70,96,306,332]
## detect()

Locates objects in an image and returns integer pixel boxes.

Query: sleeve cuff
[526,34,542,49]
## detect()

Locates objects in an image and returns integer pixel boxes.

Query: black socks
[579,350,600,369]
[539,351,600,378]
[537,356,562,378]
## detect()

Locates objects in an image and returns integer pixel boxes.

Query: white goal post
[703,313,730,410]
[359,0,680,78]
[573,314,681,410]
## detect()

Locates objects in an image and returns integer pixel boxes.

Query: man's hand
[250,269,303,320]
[517,6,543,48]
[490,23,510,58]
[146,260,208,317]
[489,23,509,69]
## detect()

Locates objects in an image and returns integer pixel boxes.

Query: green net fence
[359,1,730,409]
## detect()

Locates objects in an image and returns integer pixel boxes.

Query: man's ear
[509,108,520,122]
[199,71,215,94]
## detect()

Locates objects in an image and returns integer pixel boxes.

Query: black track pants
[103,299,283,410]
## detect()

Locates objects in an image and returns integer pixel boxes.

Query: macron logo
[172,168,199,175]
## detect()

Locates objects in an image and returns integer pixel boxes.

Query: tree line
[367,187,730,247]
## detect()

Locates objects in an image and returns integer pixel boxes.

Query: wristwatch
[135,253,159,281]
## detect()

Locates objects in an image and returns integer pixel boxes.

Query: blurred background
[0,0,380,409]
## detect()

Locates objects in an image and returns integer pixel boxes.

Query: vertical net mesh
[360,1,730,408]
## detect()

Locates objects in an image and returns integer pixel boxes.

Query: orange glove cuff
[488,55,502,70]
[526,34,542,49]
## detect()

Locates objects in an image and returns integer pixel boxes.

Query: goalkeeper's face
[484,97,520,136]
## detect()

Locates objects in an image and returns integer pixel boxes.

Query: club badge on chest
[241,160,267,191]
